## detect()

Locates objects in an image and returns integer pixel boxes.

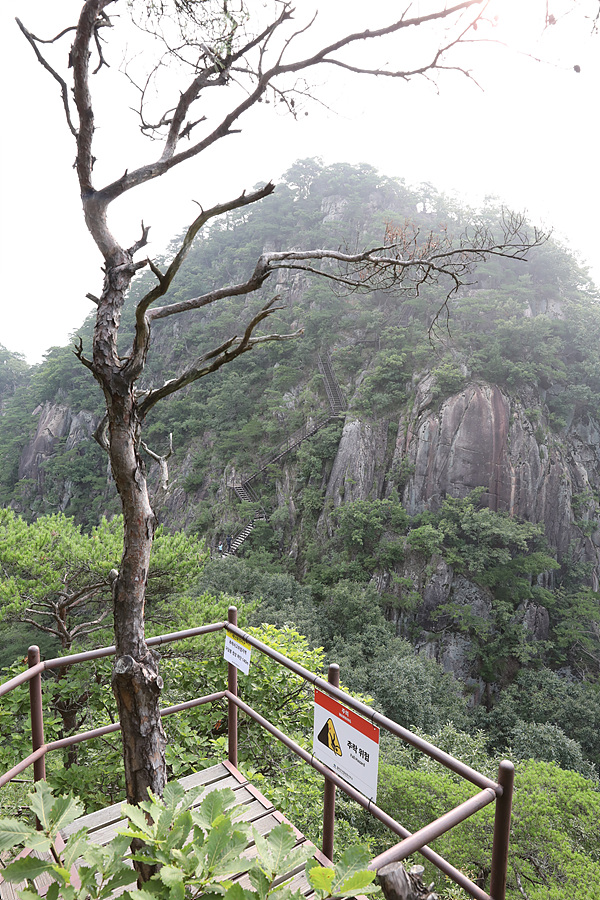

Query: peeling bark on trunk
[378,863,438,900]
[107,390,167,805]
[91,254,167,809]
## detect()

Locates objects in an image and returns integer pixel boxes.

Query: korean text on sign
[313,689,380,801]
[224,633,252,675]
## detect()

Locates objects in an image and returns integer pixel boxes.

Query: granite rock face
[389,380,600,587]
[19,403,96,482]
[323,419,391,507]
[319,378,600,584]
[17,402,99,511]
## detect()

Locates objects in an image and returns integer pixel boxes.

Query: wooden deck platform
[0,761,332,899]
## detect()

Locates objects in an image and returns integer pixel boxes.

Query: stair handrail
[317,352,346,412]
[243,412,338,485]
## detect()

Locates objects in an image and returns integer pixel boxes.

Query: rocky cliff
[322,379,600,585]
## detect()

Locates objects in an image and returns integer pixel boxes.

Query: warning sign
[313,690,380,802]
[224,633,252,675]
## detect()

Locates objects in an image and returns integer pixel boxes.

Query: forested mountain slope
[2,159,600,703]
[2,161,600,897]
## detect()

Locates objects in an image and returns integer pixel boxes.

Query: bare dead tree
[16,0,546,854]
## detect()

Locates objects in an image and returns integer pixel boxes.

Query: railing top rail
[224,622,500,793]
[0,622,228,698]
[2,616,499,793]
[0,690,228,790]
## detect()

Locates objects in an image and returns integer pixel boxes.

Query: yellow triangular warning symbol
[318,717,342,756]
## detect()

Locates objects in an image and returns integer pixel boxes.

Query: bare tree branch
[141,433,173,492]
[139,297,301,418]
[144,217,545,326]
[123,182,276,380]
[16,18,78,137]
[93,414,110,452]
[31,0,489,225]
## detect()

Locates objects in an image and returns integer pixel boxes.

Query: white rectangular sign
[313,689,380,802]
[224,633,252,675]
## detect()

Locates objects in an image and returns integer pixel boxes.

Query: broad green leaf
[202,890,228,900]
[121,802,154,835]
[0,818,45,853]
[159,863,185,887]
[98,867,137,899]
[277,845,314,876]
[28,781,59,832]
[271,887,306,900]
[2,854,56,883]
[224,882,256,900]
[53,865,72,884]
[163,780,186,810]
[331,845,372,892]
[204,818,249,874]
[49,792,85,833]
[61,829,92,870]
[252,824,296,875]
[195,788,238,830]
[79,841,109,872]
[249,866,271,900]
[306,865,335,895]
[127,888,163,900]
[334,870,378,896]
[165,809,194,852]
[168,880,185,900]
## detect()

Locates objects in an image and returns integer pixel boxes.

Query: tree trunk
[377,863,438,900]
[108,393,167,807]
[92,254,167,812]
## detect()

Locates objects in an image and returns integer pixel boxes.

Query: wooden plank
[237,796,276,821]
[0,763,331,900]
[61,762,232,839]
[83,774,248,847]
[177,762,234,791]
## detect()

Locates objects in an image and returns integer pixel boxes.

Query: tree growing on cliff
[16,0,546,831]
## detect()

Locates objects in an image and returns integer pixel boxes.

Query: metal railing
[0,609,513,900]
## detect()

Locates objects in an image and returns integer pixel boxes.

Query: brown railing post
[322,663,339,861]
[489,760,514,900]
[227,606,238,768]
[28,646,46,784]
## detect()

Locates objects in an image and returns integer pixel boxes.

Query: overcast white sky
[1,0,599,364]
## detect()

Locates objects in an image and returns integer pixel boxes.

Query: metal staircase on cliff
[225,353,345,556]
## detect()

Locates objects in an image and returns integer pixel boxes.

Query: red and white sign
[313,689,380,802]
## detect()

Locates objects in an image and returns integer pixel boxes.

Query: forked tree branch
[141,433,173,492]
[123,182,276,380]
[16,18,79,137]
[19,0,490,239]
[138,297,301,418]
[145,217,546,323]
